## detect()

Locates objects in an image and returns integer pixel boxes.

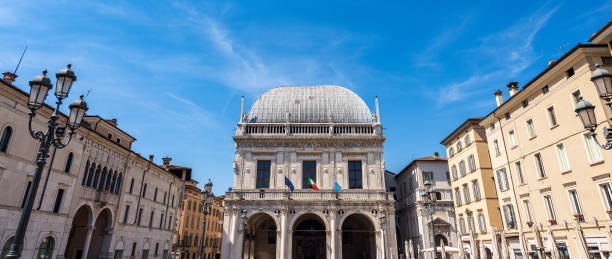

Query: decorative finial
[67,64,72,69]
[42,69,47,76]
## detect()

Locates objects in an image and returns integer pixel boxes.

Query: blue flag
[285,176,294,192]
[333,182,342,192]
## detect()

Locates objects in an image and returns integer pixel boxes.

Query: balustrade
[226,190,392,201]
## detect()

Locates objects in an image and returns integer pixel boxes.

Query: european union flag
[285,176,294,192]
[333,182,342,192]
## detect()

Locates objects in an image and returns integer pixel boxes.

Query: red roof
[589,19,612,42]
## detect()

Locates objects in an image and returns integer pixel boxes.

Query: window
[149,211,155,227]
[600,183,612,211]
[137,208,143,225]
[502,204,516,229]
[446,171,451,185]
[168,216,173,230]
[64,152,73,173]
[542,85,549,94]
[490,123,495,130]
[154,188,158,202]
[478,213,487,233]
[107,133,113,139]
[187,200,191,210]
[129,178,134,193]
[21,181,32,208]
[472,181,481,200]
[556,144,570,172]
[585,133,603,163]
[131,242,137,256]
[448,148,454,157]
[459,217,466,234]
[36,236,55,259]
[456,142,463,152]
[603,56,612,66]
[534,153,546,178]
[468,215,476,233]
[522,199,533,222]
[459,161,466,177]
[496,168,509,191]
[572,90,582,104]
[526,119,536,138]
[116,138,121,144]
[509,130,517,147]
[0,126,12,153]
[348,161,363,189]
[494,140,501,156]
[566,67,574,77]
[515,161,525,184]
[52,189,64,213]
[544,195,556,222]
[467,155,476,172]
[463,184,471,204]
[422,171,433,184]
[568,189,583,219]
[454,188,462,206]
[547,106,558,127]
[142,184,147,198]
[163,192,167,204]
[256,160,271,189]
[155,243,159,256]
[124,205,130,223]
[302,161,316,189]
[522,100,529,108]
[464,135,471,146]
[451,165,458,180]
[504,113,510,119]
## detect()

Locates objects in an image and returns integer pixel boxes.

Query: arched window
[36,236,54,259]
[0,126,12,153]
[115,173,123,194]
[64,152,74,173]
[82,160,90,185]
[92,165,101,188]
[99,167,108,190]
[0,236,14,258]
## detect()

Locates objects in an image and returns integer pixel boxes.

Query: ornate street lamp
[574,64,612,150]
[422,180,439,259]
[199,189,213,259]
[6,65,88,259]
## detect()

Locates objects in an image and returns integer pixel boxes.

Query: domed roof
[246,85,373,124]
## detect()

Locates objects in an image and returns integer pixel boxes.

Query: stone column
[81,226,95,259]
[330,215,336,259]
[248,239,255,259]
[380,224,386,259]
[279,211,287,259]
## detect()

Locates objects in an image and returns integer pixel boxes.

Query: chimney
[162,156,172,165]
[494,90,504,107]
[2,72,17,83]
[507,81,519,96]
[433,152,440,160]
[148,154,154,162]
[109,118,117,126]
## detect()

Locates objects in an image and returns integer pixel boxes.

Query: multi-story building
[176,178,201,259]
[221,85,398,259]
[441,118,503,255]
[201,180,223,259]
[479,21,612,258]
[0,72,186,258]
[394,153,456,259]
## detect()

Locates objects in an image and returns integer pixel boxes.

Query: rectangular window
[515,161,525,184]
[526,119,536,138]
[302,161,316,189]
[478,213,487,233]
[509,130,517,147]
[422,171,434,183]
[569,190,583,217]
[348,161,363,189]
[472,181,481,200]
[168,216,173,230]
[556,144,570,172]
[53,189,65,213]
[459,217,466,234]
[542,85,549,94]
[142,184,147,198]
[468,215,476,233]
[566,67,575,77]
[256,160,271,189]
[131,242,137,256]
[459,161,466,176]
[494,140,501,156]
[455,188,462,206]
[522,100,529,108]
[160,213,164,228]
[137,208,143,225]
[21,181,32,208]
[572,90,582,104]
[129,178,134,194]
[468,155,476,172]
[163,192,167,204]
[463,184,471,203]
[522,199,533,222]
[544,195,557,221]
[601,183,612,211]
[502,204,516,229]
[123,205,130,223]
[446,171,451,185]
[154,188,158,202]
[534,153,546,178]
[585,134,603,162]
[547,106,558,127]
[496,168,509,191]
[451,165,458,180]
[149,211,154,227]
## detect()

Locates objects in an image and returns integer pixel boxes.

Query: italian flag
[308,178,319,190]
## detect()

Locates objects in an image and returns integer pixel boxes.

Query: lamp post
[6,65,88,258]
[574,64,612,150]
[199,190,213,259]
[421,180,439,259]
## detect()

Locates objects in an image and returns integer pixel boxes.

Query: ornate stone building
[221,85,398,259]
[0,74,186,258]
[175,178,201,259]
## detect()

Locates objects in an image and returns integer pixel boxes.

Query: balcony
[80,187,119,207]
[225,190,393,201]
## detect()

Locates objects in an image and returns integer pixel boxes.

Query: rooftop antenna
[13,46,27,75]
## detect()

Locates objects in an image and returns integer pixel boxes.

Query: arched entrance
[341,213,375,259]
[89,209,112,258]
[245,213,277,259]
[65,205,92,259]
[292,214,326,259]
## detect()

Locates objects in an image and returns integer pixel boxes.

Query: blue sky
[1,0,610,194]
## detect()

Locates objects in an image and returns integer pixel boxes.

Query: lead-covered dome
[246,85,373,123]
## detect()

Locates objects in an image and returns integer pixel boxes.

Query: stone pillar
[279,211,287,259]
[380,223,387,259]
[330,215,336,258]
[81,226,95,259]
[233,217,245,259]
[248,239,255,259]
